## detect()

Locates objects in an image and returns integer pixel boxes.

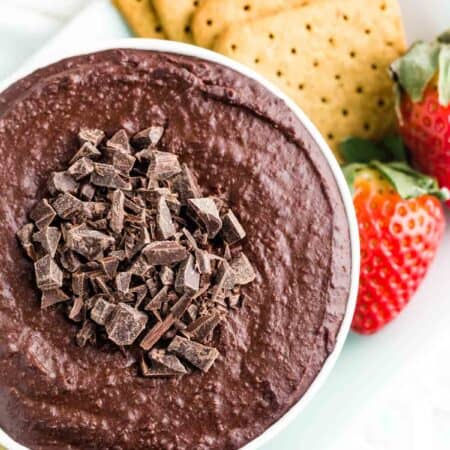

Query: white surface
[0,1,449,450]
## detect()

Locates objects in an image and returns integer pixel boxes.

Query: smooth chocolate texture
[0,50,351,450]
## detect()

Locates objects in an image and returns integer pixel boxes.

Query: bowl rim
[0,38,360,450]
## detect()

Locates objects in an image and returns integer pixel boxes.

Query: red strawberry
[391,31,450,203]
[341,139,447,334]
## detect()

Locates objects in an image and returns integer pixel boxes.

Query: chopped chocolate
[34,255,63,290]
[106,129,130,153]
[106,303,148,346]
[67,157,94,180]
[231,253,256,285]
[185,313,222,343]
[100,256,119,279]
[170,293,194,319]
[143,241,188,266]
[186,304,198,322]
[145,277,159,297]
[66,228,114,259]
[16,223,39,260]
[78,127,105,146]
[215,260,235,291]
[172,164,201,203]
[131,284,148,308]
[70,142,102,164]
[222,210,246,244]
[32,227,61,258]
[140,314,175,351]
[168,336,219,372]
[109,189,125,234]
[156,196,176,239]
[129,255,150,277]
[159,266,174,286]
[30,199,56,229]
[132,125,164,149]
[195,249,211,274]
[48,171,79,195]
[187,198,222,238]
[113,151,135,175]
[115,272,132,294]
[149,349,187,374]
[91,163,131,190]
[145,286,168,311]
[83,202,108,220]
[79,182,96,201]
[68,297,84,321]
[147,150,182,181]
[52,193,84,219]
[59,250,81,273]
[41,288,70,309]
[72,272,88,297]
[90,297,117,326]
[75,320,96,347]
[175,255,200,294]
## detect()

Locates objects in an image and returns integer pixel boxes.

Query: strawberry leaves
[391,29,450,106]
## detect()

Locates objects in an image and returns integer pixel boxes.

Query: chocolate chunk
[30,199,56,229]
[67,157,94,180]
[109,249,126,261]
[70,142,102,165]
[79,183,96,201]
[113,151,135,175]
[149,349,187,374]
[106,303,148,346]
[76,320,96,347]
[145,277,159,297]
[83,202,108,220]
[32,227,61,258]
[34,255,63,290]
[90,297,117,326]
[66,227,115,259]
[52,193,84,219]
[48,171,79,195]
[170,293,194,319]
[41,288,70,309]
[172,164,201,203]
[185,313,222,343]
[195,249,211,274]
[156,196,176,239]
[72,272,88,297]
[187,198,222,238]
[186,304,198,322]
[133,226,151,254]
[159,266,174,286]
[115,271,132,294]
[215,260,235,291]
[168,336,219,372]
[145,286,168,311]
[100,256,119,279]
[88,218,108,230]
[131,284,148,308]
[147,150,182,181]
[59,250,81,273]
[16,223,38,260]
[132,126,164,149]
[231,253,256,285]
[106,129,130,153]
[221,210,246,245]
[140,314,175,351]
[175,255,200,294]
[129,255,151,277]
[78,127,105,146]
[109,189,125,234]
[91,275,111,295]
[91,163,132,190]
[68,297,84,321]
[143,241,188,266]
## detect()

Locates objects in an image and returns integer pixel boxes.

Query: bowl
[0,38,360,450]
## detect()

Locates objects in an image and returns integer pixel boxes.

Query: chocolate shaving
[91,163,131,190]
[156,196,176,239]
[221,210,246,244]
[168,336,219,372]
[52,193,84,219]
[34,255,63,290]
[187,198,222,238]
[41,288,70,309]
[106,303,148,346]
[67,157,94,180]
[30,199,56,229]
[109,189,125,234]
[66,227,114,259]
[175,255,200,294]
[159,266,174,286]
[231,253,256,285]
[69,297,84,321]
[32,227,61,258]
[147,150,182,181]
[90,297,117,326]
[106,129,130,153]
[143,241,188,266]
[172,164,201,203]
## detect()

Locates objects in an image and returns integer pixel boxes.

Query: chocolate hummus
[0,49,351,449]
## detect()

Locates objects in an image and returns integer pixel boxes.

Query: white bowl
[0,39,360,450]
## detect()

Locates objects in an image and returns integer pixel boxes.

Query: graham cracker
[153,0,203,43]
[112,0,166,38]
[192,0,307,48]
[213,0,406,159]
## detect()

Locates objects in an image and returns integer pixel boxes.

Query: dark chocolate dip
[0,49,351,450]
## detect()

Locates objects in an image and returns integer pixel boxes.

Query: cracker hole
[356,86,364,94]
[327,133,334,140]
[305,23,312,31]
[291,47,297,55]
[378,98,386,107]
[193,0,199,6]
[313,60,319,67]
[328,37,335,45]
[243,4,251,11]
[231,44,237,51]
[335,74,341,80]
[342,109,349,117]
[321,97,327,104]
[184,25,191,34]
[298,83,305,90]
[206,19,213,26]
[380,3,387,10]
[155,25,163,33]
[350,51,356,58]
[254,58,260,64]
[386,41,394,47]
[276,70,283,77]
[269,33,275,40]
[363,122,371,131]
[343,14,349,21]
[371,63,378,70]
[365,28,371,35]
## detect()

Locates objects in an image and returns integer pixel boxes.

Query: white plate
[0,38,359,450]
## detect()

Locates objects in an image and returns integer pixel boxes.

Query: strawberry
[391,30,450,204]
[341,137,447,334]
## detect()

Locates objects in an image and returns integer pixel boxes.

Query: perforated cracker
[213,0,406,159]
[192,0,307,48]
[153,0,203,43]
[112,0,166,38]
